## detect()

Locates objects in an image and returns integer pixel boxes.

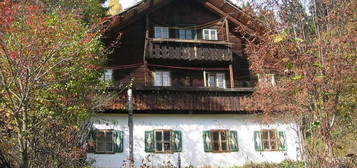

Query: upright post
[127,88,134,163]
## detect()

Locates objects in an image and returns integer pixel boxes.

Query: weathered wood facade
[104,0,263,112]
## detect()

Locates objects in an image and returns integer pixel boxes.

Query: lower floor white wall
[87,114,301,168]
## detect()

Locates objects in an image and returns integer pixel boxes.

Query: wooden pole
[225,17,235,88]
[127,88,134,162]
[143,15,149,86]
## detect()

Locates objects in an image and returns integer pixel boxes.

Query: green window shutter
[254,131,263,151]
[113,130,124,153]
[87,129,96,153]
[278,131,287,151]
[173,130,182,152]
[203,130,212,152]
[145,131,154,152]
[229,131,239,152]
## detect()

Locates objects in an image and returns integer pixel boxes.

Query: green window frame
[86,129,124,154]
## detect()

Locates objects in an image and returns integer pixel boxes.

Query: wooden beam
[225,18,235,88]
[143,15,150,86]
[200,1,256,36]
[110,0,173,31]
[229,64,235,88]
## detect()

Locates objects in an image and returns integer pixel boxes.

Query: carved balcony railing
[147,38,233,61]
[107,87,253,112]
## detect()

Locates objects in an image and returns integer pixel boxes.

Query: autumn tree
[239,0,356,167]
[0,0,118,167]
[107,0,123,16]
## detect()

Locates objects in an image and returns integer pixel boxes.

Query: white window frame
[154,27,169,39]
[154,129,173,153]
[96,129,115,153]
[104,69,113,81]
[202,29,218,40]
[204,72,226,88]
[152,71,171,86]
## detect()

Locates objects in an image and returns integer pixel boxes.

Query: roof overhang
[106,0,265,38]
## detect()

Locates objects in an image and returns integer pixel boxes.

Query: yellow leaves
[107,0,123,16]
[272,34,287,43]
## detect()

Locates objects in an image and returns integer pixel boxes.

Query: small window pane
[186,30,193,39]
[105,132,112,141]
[263,141,270,150]
[209,75,216,87]
[162,72,170,86]
[164,131,171,141]
[203,29,210,39]
[221,142,227,151]
[97,142,105,151]
[271,141,277,150]
[164,142,171,151]
[217,73,225,88]
[156,143,162,151]
[156,131,162,141]
[106,143,113,152]
[162,27,169,38]
[262,130,269,140]
[211,30,217,40]
[179,29,186,39]
[154,72,162,86]
[104,69,113,81]
[154,27,161,38]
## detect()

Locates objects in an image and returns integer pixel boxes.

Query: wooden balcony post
[226,17,235,88]
[229,64,235,88]
[143,15,149,86]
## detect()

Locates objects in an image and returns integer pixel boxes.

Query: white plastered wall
[87,114,301,168]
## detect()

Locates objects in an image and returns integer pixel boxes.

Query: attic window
[154,27,169,39]
[202,29,218,40]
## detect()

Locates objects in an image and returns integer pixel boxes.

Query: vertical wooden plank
[143,15,150,86]
[229,64,235,88]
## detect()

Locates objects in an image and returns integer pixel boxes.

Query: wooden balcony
[147,38,233,61]
[107,86,253,112]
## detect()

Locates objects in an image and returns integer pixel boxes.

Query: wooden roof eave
[106,0,264,38]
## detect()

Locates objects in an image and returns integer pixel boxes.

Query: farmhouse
[87,0,302,167]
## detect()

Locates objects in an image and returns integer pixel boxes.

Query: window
[152,71,171,86]
[104,69,113,81]
[203,130,239,153]
[145,130,182,153]
[96,130,114,153]
[154,27,169,39]
[204,72,226,88]
[86,129,124,153]
[176,29,195,40]
[254,129,287,151]
[202,29,218,40]
[212,130,229,152]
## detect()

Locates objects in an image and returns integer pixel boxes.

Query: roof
[107,0,265,37]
